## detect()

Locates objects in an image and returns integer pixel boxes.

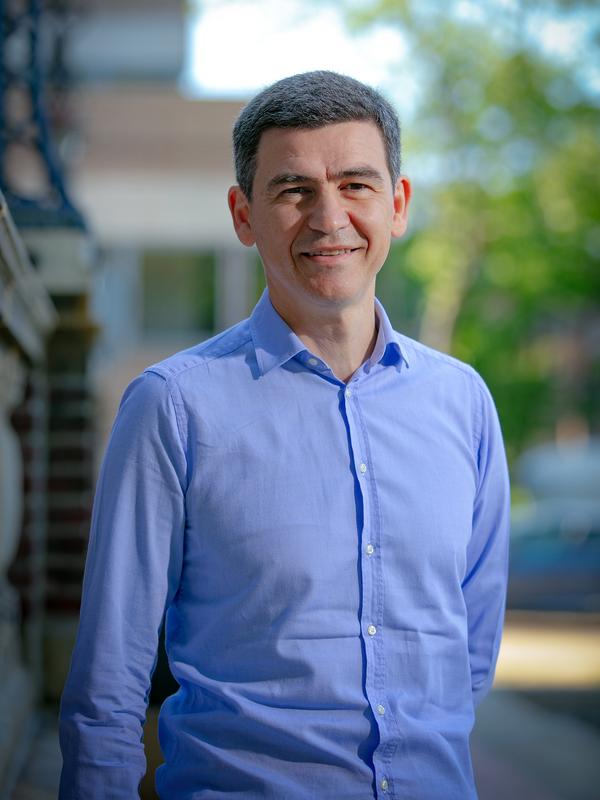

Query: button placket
[341,377,387,794]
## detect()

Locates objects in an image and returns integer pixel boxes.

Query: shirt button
[345,388,352,398]
[381,778,389,792]
[377,704,386,716]
[366,543,374,555]
[359,462,367,474]
[367,624,377,636]
[308,357,319,366]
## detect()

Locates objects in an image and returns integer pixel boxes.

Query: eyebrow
[266,166,386,194]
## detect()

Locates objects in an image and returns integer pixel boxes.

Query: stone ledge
[0,194,57,362]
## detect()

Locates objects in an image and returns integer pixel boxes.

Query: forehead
[253,120,390,183]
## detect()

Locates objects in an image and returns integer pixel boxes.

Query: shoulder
[393,331,500,448]
[116,318,256,442]
[396,331,488,394]
[140,318,253,386]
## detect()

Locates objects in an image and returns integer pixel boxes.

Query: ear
[391,176,411,239]
[228,185,256,247]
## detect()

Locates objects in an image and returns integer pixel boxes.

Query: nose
[307,188,349,235]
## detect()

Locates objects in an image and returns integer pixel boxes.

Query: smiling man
[228,120,409,383]
[59,71,510,800]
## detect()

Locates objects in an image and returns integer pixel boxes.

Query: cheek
[353,205,394,237]
[258,208,302,241]
[253,227,294,268]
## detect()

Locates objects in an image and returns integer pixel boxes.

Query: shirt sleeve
[58,370,186,799]
[463,374,510,709]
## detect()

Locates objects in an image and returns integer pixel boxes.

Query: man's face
[229,120,410,318]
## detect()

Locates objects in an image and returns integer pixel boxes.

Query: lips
[301,247,360,257]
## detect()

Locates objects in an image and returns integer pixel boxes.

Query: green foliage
[337,0,600,464]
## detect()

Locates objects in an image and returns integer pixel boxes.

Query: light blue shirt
[59,289,510,799]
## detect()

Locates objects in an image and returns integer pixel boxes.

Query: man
[59,71,510,799]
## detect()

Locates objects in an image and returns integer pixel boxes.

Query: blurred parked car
[507,497,600,612]
[507,438,600,612]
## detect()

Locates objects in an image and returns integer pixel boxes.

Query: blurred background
[0,0,598,798]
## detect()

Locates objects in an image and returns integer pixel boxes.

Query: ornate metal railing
[0,0,84,228]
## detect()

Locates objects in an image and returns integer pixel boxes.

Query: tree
[342,0,600,462]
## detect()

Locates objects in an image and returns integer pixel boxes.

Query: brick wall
[7,291,98,702]
[8,367,49,688]
[43,294,98,699]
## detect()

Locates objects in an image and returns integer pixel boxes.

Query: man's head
[228,71,410,325]
[232,70,401,201]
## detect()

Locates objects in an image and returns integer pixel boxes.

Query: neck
[271,292,379,383]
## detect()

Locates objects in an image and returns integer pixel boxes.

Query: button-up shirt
[59,289,510,799]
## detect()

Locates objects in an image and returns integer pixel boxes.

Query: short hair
[232,70,401,200]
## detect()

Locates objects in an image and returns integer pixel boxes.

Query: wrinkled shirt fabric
[59,289,510,799]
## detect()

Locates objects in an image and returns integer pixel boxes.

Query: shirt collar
[250,289,409,377]
[371,297,408,371]
[250,290,307,375]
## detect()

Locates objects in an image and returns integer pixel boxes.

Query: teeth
[308,249,351,256]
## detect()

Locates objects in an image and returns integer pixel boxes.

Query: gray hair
[232,70,401,200]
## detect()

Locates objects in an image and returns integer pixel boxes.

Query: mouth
[301,247,361,258]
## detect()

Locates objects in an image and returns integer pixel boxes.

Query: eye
[344,182,369,192]
[281,186,310,196]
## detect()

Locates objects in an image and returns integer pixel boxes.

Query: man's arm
[462,374,510,709]
[59,370,186,798]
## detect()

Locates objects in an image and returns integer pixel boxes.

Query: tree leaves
[346,0,600,459]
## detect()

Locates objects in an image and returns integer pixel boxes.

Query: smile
[303,248,359,256]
